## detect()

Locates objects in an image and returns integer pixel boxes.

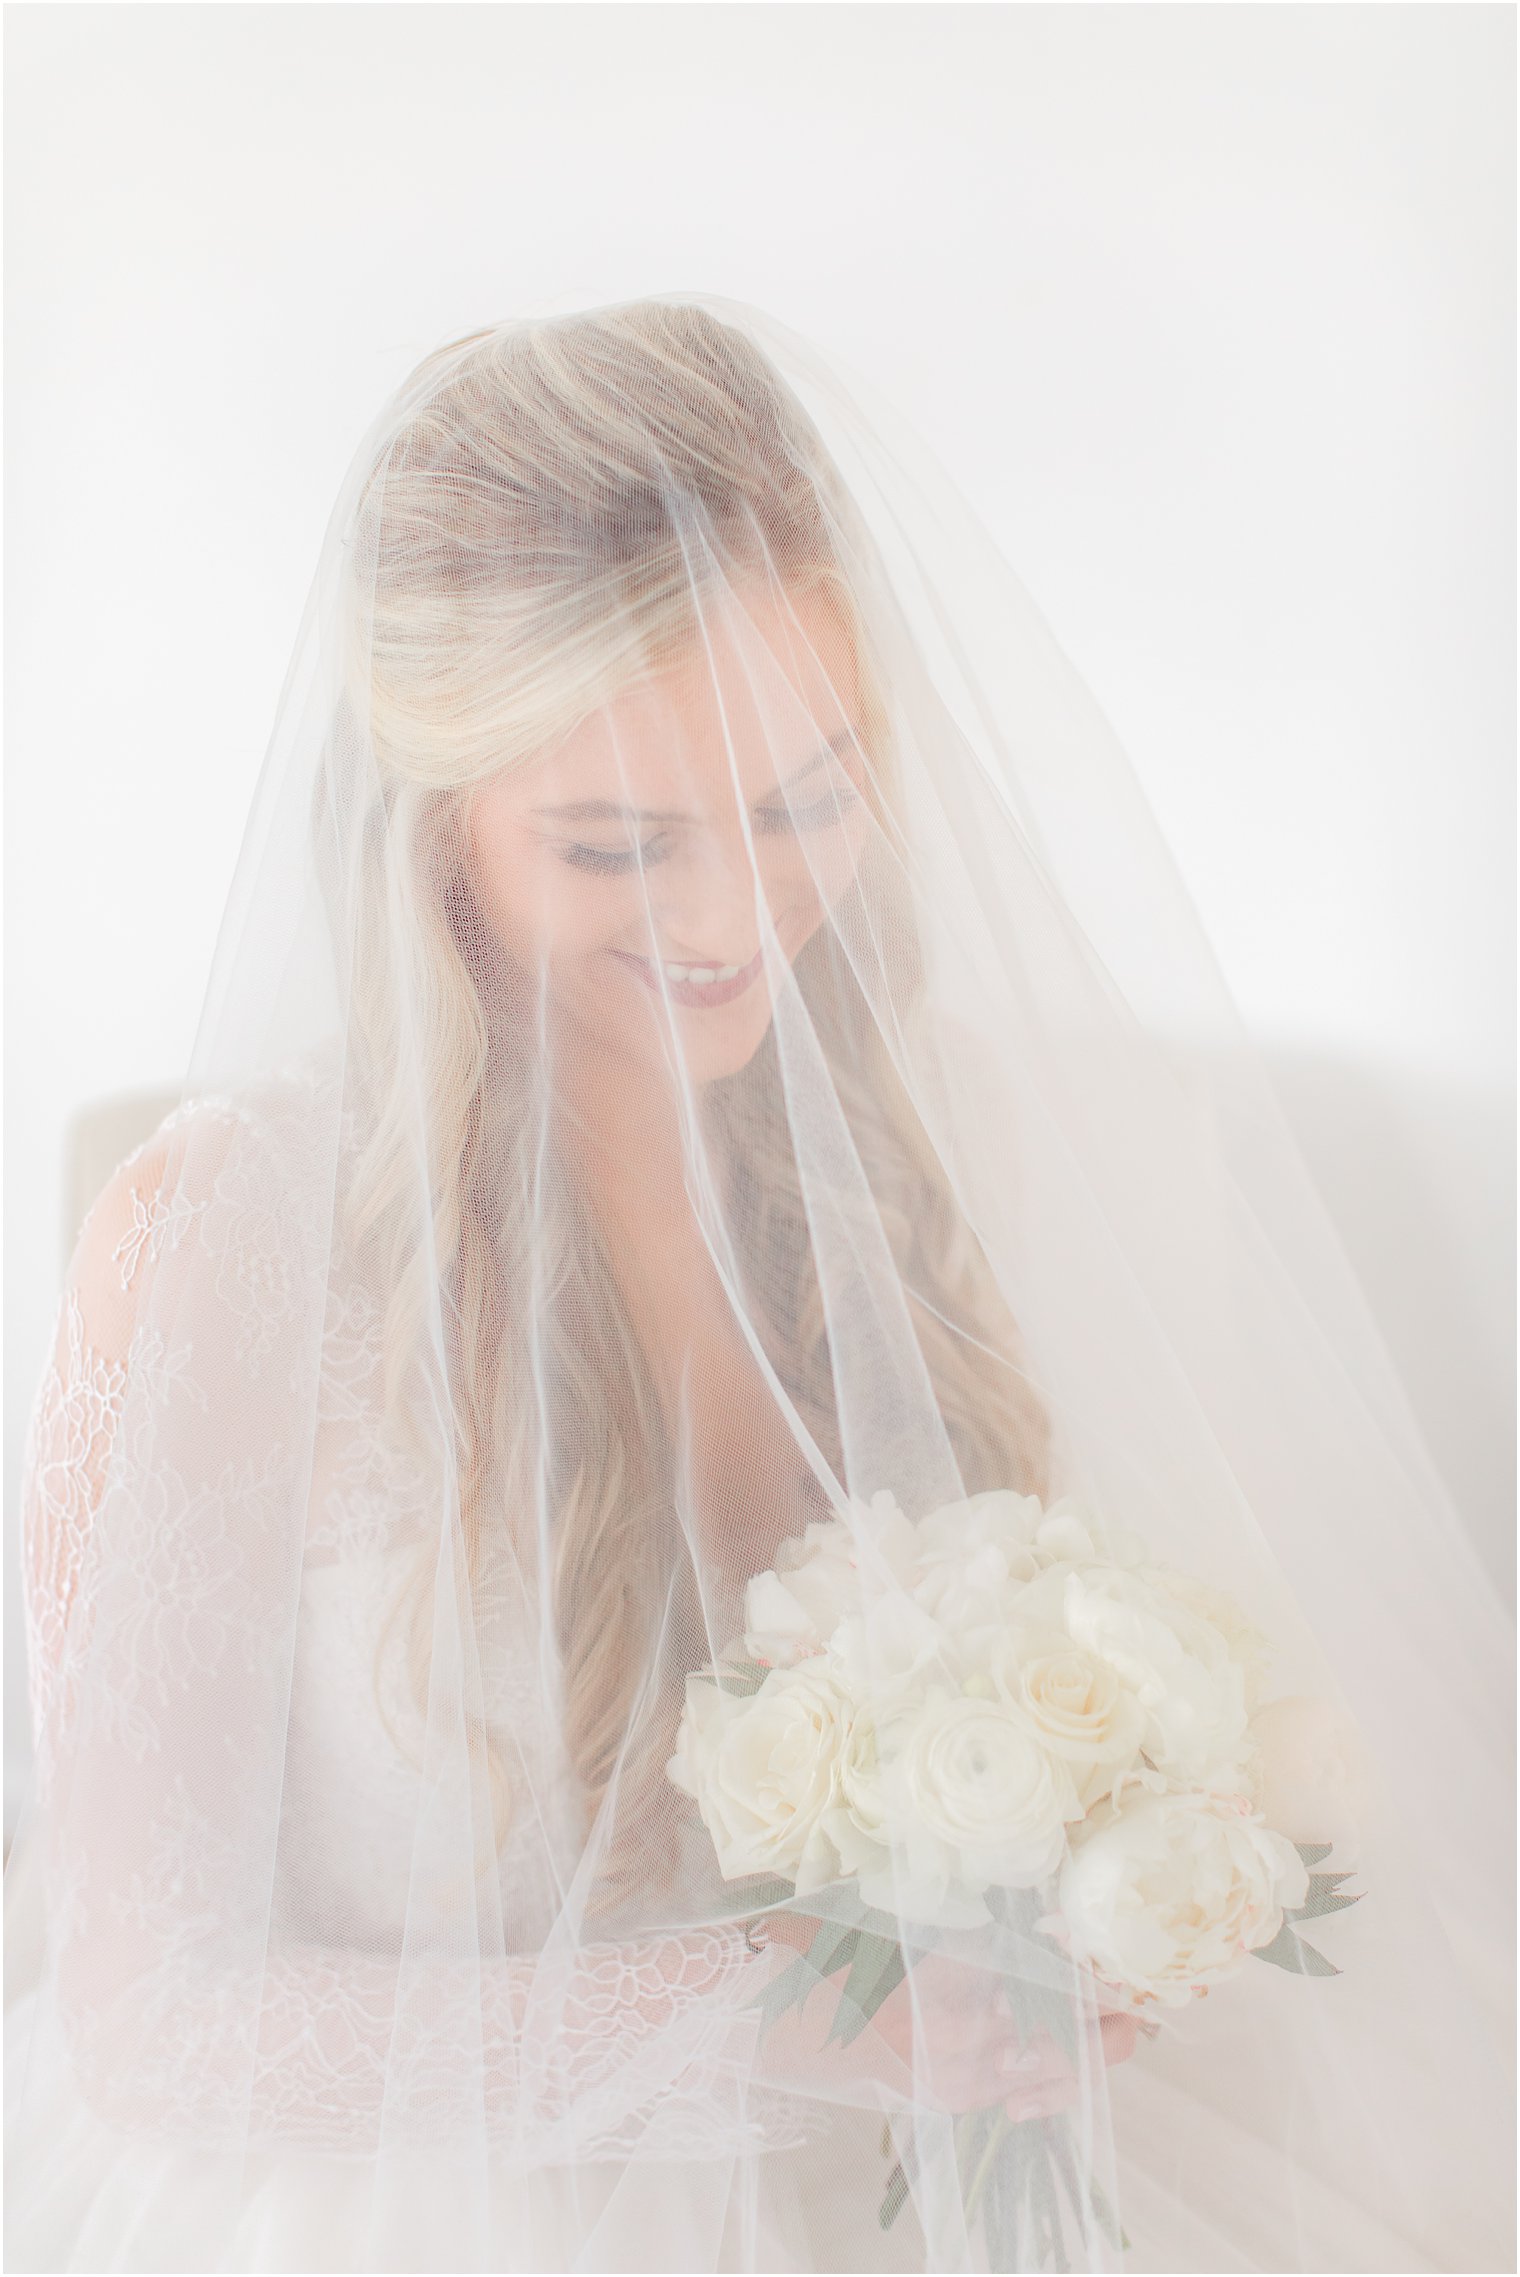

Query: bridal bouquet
[667,1487,1363,2255]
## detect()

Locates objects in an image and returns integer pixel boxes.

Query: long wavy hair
[331,302,1051,1913]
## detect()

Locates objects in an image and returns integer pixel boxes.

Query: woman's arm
[17,1117,784,2163]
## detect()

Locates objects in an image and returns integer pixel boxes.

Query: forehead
[522,582,859,812]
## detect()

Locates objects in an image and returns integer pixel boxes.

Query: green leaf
[878,2161,910,2231]
[804,1919,862,1980]
[1294,1841,1333,1867]
[1251,1923,1342,1977]
[754,1953,817,2027]
[830,1936,907,2046]
[1287,1887,1363,1922]
[730,1875,798,1911]
[709,1658,771,1697]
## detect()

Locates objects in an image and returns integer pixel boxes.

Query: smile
[610,944,765,1009]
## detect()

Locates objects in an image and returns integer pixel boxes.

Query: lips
[610,944,765,1010]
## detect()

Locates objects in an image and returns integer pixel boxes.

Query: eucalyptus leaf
[1287,1888,1363,1922]
[754,1954,817,2027]
[803,1919,862,1980]
[709,1659,771,1697]
[1251,1924,1342,1977]
[731,1876,799,1911]
[830,1938,907,2046]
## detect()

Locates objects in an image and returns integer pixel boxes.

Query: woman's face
[467,582,871,1088]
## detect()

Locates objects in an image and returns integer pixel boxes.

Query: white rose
[1016,1561,1253,1786]
[666,1659,855,1892]
[1058,1785,1310,2006]
[823,1698,906,1885]
[987,1626,1148,1805]
[884,1686,1084,1895]
[827,1588,952,1707]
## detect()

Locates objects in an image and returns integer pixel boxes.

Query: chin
[647,1006,775,1087]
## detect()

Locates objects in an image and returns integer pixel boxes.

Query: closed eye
[553,776,860,874]
[556,837,674,876]
[755,782,862,834]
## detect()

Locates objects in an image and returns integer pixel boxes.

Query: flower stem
[964,2105,1013,2226]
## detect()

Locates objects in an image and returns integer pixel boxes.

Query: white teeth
[621,953,750,989]
[662,961,741,986]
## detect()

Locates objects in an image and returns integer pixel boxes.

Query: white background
[5,1,1513,1826]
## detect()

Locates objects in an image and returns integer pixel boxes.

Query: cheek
[470,831,622,966]
[765,811,869,924]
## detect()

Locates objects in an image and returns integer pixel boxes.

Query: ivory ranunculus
[1058,1786,1310,2006]
[988,1626,1148,1804]
[665,1659,855,1891]
[885,1686,1084,1894]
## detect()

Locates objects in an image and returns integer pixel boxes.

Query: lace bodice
[17,1084,801,2164]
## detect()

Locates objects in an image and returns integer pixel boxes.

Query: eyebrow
[531,724,859,824]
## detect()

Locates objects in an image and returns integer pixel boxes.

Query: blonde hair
[335,303,1050,1908]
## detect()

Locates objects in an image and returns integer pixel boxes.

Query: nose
[646,825,773,965]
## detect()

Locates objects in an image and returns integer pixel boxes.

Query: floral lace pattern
[20,1288,126,1791]
[18,1075,806,2168]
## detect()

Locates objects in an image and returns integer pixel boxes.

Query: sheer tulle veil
[5,291,1512,2275]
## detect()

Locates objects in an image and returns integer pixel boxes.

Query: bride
[5,295,1512,2274]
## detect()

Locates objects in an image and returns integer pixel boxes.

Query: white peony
[1247,1692,1370,1861]
[1058,1784,1310,2006]
[910,1490,1044,1640]
[665,1658,856,1891]
[1023,1496,1147,1572]
[742,1493,917,1666]
[1143,1562,1272,1715]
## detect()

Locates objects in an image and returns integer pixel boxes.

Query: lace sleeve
[82,1922,792,2163]
[20,1287,126,1787]
[18,1115,171,1800]
[18,1105,799,2167]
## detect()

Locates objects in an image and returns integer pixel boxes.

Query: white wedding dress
[6,1091,1496,2276]
[5,1096,930,2276]
[4,1546,1479,2276]
[7,1550,930,2273]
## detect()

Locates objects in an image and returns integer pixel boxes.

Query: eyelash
[555,783,861,876]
